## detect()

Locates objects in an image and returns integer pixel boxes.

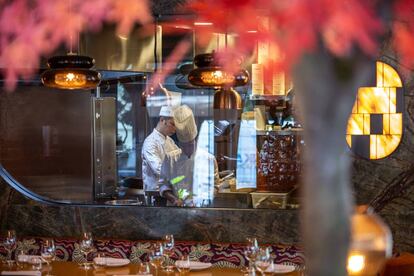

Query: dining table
[0,261,301,276]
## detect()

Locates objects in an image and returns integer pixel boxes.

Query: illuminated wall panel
[346,61,403,159]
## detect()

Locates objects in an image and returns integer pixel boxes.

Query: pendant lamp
[188,52,249,110]
[41,53,101,90]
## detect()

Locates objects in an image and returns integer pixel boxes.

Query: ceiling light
[41,54,101,90]
[194,22,213,26]
[188,52,249,110]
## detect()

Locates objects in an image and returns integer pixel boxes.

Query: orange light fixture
[346,61,403,159]
[188,52,249,110]
[41,54,101,90]
[347,206,392,276]
[188,53,249,88]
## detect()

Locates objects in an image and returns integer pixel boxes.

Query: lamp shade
[41,54,101,90]
[347,205,393,276]
[188,52,249,88]
[188,67,249,87]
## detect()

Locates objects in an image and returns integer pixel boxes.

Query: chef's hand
[173,198,184,207]
[163,191,183,207]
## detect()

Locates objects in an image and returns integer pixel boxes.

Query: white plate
[25,256,47,264]
[266,264,296,274]
[93,257,130,267]
[175,260,212,271]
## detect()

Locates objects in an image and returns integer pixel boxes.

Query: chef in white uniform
[159,105,218,207]
[141,106,182,196]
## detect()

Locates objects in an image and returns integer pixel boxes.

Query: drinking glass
[41,239,56,276]
[176,255,190,275]
[149,243,164,276]
[4,230,16,266]
[242,237,259,274]
[15,249,27,269]
[138,262,151,275]
[31,256,43,271]
[162,234,175,273]
[79,232,94,270]
[255,247,271,276]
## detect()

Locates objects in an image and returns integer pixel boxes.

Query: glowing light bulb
[66,73,75,81]
[54,72,87,88]
[199,70,235,86]
[347,254,365,274]
[213,70,223,78]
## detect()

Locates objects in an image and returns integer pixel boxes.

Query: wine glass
[4,230,16,266]
[41,239,56,276]
[79,232,94,270]
[149,243,164,276]
[31,256,43,271]
[162,234,175,273]
[15,249,28,269]
[255,247,271,276]
[242,237,259,274]
[176,255,191,275]
[138,262,151,275]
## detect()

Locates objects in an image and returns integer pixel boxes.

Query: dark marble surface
[0,177,301,244]
[351,55,414,253]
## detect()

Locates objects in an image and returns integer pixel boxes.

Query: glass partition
[0,17,304,209]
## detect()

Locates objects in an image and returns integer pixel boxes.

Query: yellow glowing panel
[376,135,400,159]
[378,62,403,88]
[363,114,370,135]
[346,61,403,160]
[377,61,384,87]
[351,101,358,114]
[357,87,389,114]
[370,135,377,159]
[390,114,403,135]
[390,88,397,113]
[346,135,352,147]
[383,114,390,134]
[347,114,364,135]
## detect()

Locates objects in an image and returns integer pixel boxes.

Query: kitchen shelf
[249,94,288,101]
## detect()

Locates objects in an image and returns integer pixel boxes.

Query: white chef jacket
[141,129,181,191]
[159,146,218,207]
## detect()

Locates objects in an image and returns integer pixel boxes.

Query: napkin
[24,256,46,264]
[93,257,130,267]
[106,258,130,266]
[265,263,296,274]
[1,271,41,276]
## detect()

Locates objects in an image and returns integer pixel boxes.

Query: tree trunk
[293,48,375,276]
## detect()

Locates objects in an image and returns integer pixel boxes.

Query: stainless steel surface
[92,97,117,199]
[104,199,143,205]
[213,88,242,109]
[0,87,93,202]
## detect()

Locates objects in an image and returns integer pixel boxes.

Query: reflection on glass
[193,120,216,207]
[117,82,136,178]
[236,116,257,190]
[0,21,304,210]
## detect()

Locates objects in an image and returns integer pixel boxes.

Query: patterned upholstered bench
[0,237,304,268]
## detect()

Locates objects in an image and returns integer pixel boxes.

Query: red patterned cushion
[0,237,304,268]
